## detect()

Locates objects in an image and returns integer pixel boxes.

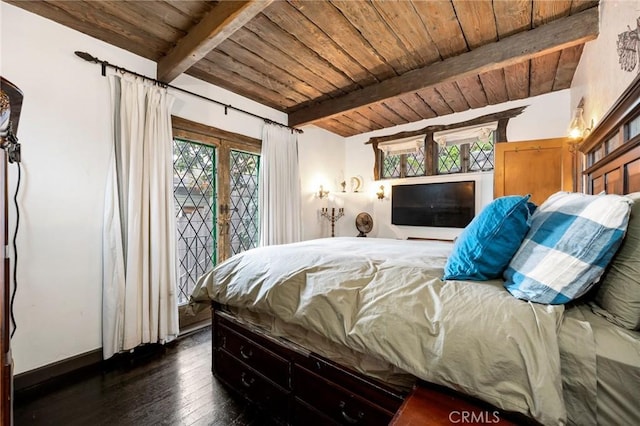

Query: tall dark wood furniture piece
[579,73,640,195]
[1,77,23,426]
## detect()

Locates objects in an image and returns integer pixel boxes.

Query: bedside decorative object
[340,180,346,192]
[355,212,373,237]
[321,207,344,237]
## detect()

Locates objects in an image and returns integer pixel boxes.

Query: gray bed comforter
[190,237,569,425]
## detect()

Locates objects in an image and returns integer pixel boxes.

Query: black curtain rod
[74,51,303,134]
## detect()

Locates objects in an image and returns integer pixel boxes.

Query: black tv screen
[392,181,475,228]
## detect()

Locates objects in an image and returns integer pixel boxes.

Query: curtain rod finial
[74,51,98,63]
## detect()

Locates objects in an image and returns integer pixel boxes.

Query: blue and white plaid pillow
[503,192,633,304]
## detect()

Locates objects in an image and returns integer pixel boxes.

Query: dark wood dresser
[212,309,405,425]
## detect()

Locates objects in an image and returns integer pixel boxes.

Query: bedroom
[1,0,640,425]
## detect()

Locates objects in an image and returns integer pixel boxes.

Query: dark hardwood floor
[14,327,274,426]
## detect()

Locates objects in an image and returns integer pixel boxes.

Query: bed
[189,75,640,426]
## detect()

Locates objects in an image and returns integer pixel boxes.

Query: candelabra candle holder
[321,207,344,237]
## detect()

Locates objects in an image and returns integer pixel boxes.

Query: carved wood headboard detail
[579,73,640,196]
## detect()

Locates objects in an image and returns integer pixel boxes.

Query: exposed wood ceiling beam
[157,0,273,83]
[288,6,598,127]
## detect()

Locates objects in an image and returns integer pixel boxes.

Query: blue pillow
[444,195,534,280]
[504,192,633,304]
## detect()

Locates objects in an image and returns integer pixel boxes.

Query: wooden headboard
[579,73,640,196]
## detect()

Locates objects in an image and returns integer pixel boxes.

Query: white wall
[1,3,151,375]
[298,125,346,240]
[0,3,301,374]
[338,90,572,240]
[171,73,286,141]
[571,0,640,125]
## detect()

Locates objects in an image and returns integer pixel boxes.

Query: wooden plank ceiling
[6,0,600,137]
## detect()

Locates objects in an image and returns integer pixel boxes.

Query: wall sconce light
[568,98,592,139]
[376,185,385,200]
[318,185,329,199]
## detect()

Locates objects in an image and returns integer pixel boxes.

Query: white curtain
[434,122,498,148]
[378,135,425,155]
[103,75,179,359]
[258,123,302,246]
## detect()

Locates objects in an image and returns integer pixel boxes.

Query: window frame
[436,129,497,175]
[369,107,525,180]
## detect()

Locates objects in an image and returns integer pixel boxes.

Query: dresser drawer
[215,323,289,388]
[294,365,395,426]
[292,398,339,426]
[214,349,289,418]
[302,354,404,413]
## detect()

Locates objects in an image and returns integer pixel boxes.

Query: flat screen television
[392,181,475,228]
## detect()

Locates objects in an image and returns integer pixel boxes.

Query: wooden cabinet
[494,137,576,206]
[212,309,405,425]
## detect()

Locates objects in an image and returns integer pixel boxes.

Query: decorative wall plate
[350,175,363,192]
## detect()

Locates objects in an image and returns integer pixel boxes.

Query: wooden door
[217,147,260,262]
[494,137,575,206]
[172,117,260,329]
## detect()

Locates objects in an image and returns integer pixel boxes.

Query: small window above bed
[435,123,497,174]
[368,107,524,180]
[379,135,427,178]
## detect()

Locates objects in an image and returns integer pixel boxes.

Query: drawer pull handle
[239,345,253,359]
[339,401,364,424]
[240,372,255,388]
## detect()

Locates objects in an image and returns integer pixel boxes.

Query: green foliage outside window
[379,131,495,178]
